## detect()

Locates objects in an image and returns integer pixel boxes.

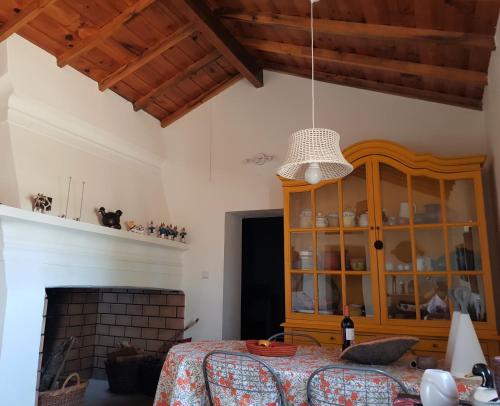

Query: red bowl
[246,340,297,357]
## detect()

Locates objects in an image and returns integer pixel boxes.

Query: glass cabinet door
[314,162,377,320]
[286,162,379,322]
[376,159,488,324]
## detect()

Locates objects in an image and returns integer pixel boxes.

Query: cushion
[340,336,419,365]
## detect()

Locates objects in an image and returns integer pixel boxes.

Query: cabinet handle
[374,240,384,250]
[370,226,375,230]
[330,336,335,341]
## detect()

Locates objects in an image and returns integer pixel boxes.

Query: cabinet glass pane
[418,276,449,320]
[291,274,315,314]
[317,232,341,271]
[318,275,342,315]
[316,183,339,228]
[445,179,477,223]
[412,176,442,224]
[345,231,370,271]
[383,229,413,272]
[386,275,416,319]
[414,228,446,272]
[379,163,409,226]
[291,233,313,270]
[346,275,374,318]
[290,191,312,228]
[448,226,482,271]
[342,165,367,227]
[452,275,487,321]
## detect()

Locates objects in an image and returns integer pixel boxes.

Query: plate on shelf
[246,340,297,357]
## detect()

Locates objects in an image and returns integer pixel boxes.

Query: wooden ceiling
[0,1,498,127]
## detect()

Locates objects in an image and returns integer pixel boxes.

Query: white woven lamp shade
[277,128,353,181]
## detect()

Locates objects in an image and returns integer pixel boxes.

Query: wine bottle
[341,305,355,351]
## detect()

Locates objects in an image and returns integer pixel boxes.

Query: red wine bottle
[341,305,355,351]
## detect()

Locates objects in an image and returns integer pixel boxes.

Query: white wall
[162,70,488,340]
[485,27,500,225]
[0,36,169,226]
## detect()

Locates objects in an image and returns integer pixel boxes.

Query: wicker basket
[38,373,88,406]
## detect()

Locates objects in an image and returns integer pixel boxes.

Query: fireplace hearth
[0,205,190,405]
[40,287,185,385]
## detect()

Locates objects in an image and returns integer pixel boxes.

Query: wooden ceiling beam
[57,0,156,68]
[0,0,58,43]
[222,12,495,50]
[176,0,263,87]
[134,50,221,111]
[265,62,482,110]
[99,24,195,91]
[241,37,487,86]
[161,74,241,127]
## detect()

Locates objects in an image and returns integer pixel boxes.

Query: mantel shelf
[0,204,189,251]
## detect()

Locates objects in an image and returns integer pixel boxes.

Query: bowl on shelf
[350,258,366,271]
[349,304,363,317]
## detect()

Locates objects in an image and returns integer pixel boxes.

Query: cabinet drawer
[289,329,340,345]
[413,339,447,353]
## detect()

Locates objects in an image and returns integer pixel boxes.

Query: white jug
[420,369,459,406]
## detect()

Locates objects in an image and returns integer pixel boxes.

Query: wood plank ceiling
[0,0,498,127]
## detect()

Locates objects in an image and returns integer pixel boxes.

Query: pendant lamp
[277,0,353,184]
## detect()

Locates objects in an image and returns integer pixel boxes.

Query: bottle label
[345,328,355,340]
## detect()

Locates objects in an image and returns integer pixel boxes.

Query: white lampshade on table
[277,128,353,183]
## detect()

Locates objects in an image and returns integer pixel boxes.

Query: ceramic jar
[299,250,313,270]
[358,211,369,227]
[299,209,312,228]
[327,212,339,227]
[316,212,328,228]
[343,208,356,227]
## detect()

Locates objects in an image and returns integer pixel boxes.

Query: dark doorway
[241,217,285,340]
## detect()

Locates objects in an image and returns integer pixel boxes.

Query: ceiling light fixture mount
[277,0,353,184]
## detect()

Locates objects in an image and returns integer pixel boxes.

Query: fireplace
[0,205,190,405]
[40,287,185,385]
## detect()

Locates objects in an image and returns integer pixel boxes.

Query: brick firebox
[40,287,185,382]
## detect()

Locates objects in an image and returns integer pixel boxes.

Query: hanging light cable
[277,0,353,184]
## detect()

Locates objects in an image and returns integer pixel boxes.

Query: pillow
[340,336,419,365]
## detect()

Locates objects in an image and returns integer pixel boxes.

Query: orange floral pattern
[153,341,477,405]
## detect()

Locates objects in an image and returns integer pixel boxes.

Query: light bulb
[305,163,322,184]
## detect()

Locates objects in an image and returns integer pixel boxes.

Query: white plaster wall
[162,70,488,340]
[6,35,163,154]
[485,26,500,225]
[0,36,169,227]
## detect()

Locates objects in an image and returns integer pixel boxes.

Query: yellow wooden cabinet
[281,140,499,358]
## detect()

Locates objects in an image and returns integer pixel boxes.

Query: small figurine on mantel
[158,223,169,239]
[32,194,53,214]
[97,207,123,229]
[147,221,156,236]
[179,227,187,243]
[171,225,179,241]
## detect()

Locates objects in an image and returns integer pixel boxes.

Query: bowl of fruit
[246,340,297,357]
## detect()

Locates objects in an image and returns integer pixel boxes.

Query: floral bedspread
[153,340,476,406]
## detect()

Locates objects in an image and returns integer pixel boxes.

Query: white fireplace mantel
[0,205,189,405]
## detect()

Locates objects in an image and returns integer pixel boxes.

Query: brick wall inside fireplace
[40,287,185,384]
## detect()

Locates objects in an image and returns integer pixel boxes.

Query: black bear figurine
[97,207,123,229]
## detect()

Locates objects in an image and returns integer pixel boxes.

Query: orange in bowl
[246,340,297,357]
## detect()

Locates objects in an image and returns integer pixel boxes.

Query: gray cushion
[340,336,419,365]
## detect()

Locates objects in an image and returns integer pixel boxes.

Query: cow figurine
[33,194,52,214]
[97,207,123,229]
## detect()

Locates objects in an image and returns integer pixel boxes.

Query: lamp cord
[311,0,315,130]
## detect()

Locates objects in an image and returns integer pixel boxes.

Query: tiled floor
[83,379,153,406]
